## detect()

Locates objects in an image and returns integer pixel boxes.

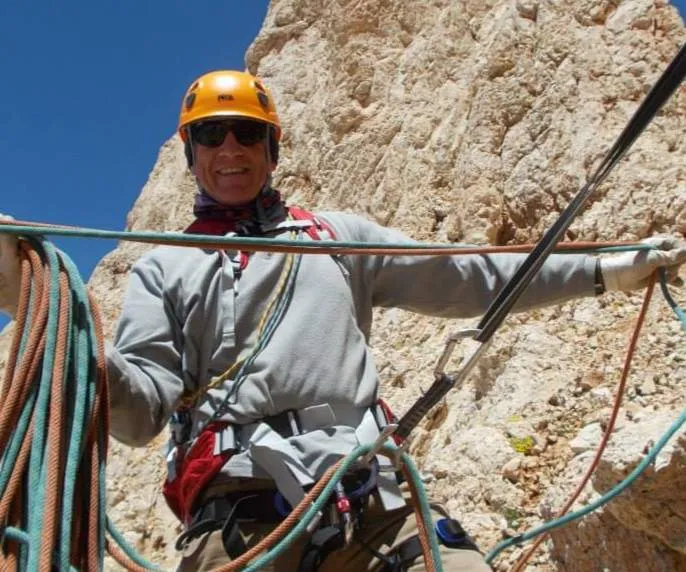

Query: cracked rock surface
[1,1,684,570]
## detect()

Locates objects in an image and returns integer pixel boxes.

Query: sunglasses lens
[232,122,267,146]
[191,120,266,148]
[191,121,230,147]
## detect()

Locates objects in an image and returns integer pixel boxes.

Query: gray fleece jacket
[106,211,596,485]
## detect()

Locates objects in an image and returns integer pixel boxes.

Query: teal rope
[3,527,79,572]
[26,239,61,571]
[659,268,686,331]
[483,269,685,564]
[2,230,682,570]
[106,517,163,571]
[485,408,686,564]
[242,444,443,572]
[0,223,652,255]
[59,251,104,568]
[405,451,443,569]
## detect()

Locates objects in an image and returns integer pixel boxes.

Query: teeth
[218,168,246,175]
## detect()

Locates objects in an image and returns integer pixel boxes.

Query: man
[1,70,684,571]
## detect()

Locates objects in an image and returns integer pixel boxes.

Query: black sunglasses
[190,119,267,148]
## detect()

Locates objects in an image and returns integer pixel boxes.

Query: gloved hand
[600,235,686,292]
[0,214,21,318]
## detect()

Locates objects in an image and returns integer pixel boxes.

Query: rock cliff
[1,0,684,570]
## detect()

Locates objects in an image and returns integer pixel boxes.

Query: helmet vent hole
[257,92,269,108]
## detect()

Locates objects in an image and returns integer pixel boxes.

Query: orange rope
[105,539,151,572]
[0,247,49,450]
[0,232,669,571]
[0,241,127,571]
[510,274,657,571]
[403,465,437,572]
[216,462,341,571]
[0,219,642,256]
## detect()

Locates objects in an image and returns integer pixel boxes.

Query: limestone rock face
[542,417,686,571]
[1,1,684,570]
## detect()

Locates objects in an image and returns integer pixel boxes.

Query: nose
[218,130,242,151]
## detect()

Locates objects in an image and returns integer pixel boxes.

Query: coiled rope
[0,237,158,571]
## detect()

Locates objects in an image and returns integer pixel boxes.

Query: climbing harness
[208,444,442,572]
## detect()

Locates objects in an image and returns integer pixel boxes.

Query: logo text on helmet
[218,94,235,102]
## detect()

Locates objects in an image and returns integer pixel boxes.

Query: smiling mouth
[217,167,249,175]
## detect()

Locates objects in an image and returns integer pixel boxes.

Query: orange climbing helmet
[178,70,281,142]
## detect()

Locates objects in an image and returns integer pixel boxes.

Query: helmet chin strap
[260,122,273,194]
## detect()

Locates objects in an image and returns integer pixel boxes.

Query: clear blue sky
[0,1,268,329]
[0,2,684,331]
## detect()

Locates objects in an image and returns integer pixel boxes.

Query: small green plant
[509,435,535,454]
[502,507,523,528]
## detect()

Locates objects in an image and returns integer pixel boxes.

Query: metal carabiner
[432,328,482,380]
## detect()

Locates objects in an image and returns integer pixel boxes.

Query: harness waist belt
[210,403,372,455]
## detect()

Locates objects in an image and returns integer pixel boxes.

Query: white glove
[0,214,21,318]
[600,235,686,292]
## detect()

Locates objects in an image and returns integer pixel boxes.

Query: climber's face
[190,119,275,205]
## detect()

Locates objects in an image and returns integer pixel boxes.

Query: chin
[215,191,261,206]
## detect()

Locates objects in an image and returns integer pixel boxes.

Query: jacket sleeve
[106,251,185,446]
[325,213,597,318]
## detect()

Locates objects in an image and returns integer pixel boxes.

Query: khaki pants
[177,480,492,571]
